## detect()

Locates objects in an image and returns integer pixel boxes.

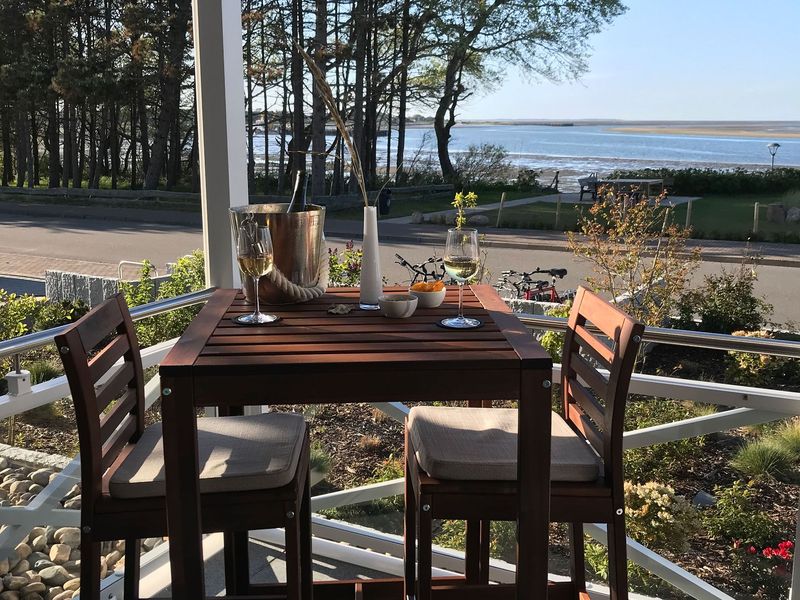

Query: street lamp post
[767,143,781,170]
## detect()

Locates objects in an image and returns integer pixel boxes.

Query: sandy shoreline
[608,126,800,139]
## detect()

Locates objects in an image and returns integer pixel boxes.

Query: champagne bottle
[287,169,308,213]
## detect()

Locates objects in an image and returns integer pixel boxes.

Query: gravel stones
[37,567,69,588]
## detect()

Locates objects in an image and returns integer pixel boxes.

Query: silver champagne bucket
[229,203,326,304]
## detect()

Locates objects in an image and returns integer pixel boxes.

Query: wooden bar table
[159,285,553,599]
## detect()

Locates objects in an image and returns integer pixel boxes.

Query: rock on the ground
[47,547,68,567]
[467,214,490,226]
[410,211,424,224]
[0,558,8,576]
[29,538,45,554]
[51,592,72,600]
[53,530,79,549]
[45,587,63,600]
[104,550,121,569]
[0,591,20,600]
[28,471,52,488]
[37,567,69,588]
[60,580,79,593]
[692,490,717,507]
[3,576,27,591]
[10,561,29,577]
[13,546,30,562]
[787,206,800,223]
[32,562,53,574]
[20,582,46,595]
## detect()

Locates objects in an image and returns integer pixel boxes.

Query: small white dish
[409,288,446,308]
[378,294,418,318]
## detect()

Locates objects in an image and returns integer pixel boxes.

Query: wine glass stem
[458,282,464,320]
[253,276,261,317]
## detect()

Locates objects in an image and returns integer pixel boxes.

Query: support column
[192,0,248,289]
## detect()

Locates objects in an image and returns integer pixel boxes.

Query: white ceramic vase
[359,206,382,309]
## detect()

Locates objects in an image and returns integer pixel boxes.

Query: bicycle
[494,267,576,303]
[394,253,446,285]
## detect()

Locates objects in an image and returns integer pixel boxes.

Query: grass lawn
[481,200,582,231]
[329,188,545,220]
[478,191,800,243]
[671,191,800,242]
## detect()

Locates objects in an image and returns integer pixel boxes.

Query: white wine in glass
[235,221,279,325]
[441,228,481,329]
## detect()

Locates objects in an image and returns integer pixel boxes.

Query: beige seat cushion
[408,406,601,482]
[109,412,305,499]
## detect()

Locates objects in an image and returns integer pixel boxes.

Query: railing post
[192,0,247,289]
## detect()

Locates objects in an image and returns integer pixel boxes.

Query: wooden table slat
[199,340,515,356]
[206,331,509,345]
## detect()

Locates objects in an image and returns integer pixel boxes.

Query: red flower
[747,546,757,554]
[763,548,773,558]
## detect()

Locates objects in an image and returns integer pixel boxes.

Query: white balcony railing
[1,290,799,600]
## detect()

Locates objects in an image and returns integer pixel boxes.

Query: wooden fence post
[495,191,507,228]
[753,202,760,234]
[685,199,693,229]
[555,194,562,228]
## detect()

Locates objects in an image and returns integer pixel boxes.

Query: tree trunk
[433,55,464,182]
[47,95,61,188]
[290,0,306,176]
[310,0,327,197]
[1,107,12,186]
[15,107,29,188]
[144,0,190,189]
[350,0,366,193]
[394,0,410,183]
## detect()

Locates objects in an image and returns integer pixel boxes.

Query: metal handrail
[0,288,215,360]
[518,313,800,359]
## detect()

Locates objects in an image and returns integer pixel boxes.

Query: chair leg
[569,523,586,599]
[465,520,491,585]
[478,520,490,585]
[417,493,433,600]
[300,467,313,600]
[404,457,417,600]
[465,520,480,584]
[607,515,629,600]
[80,533,101,600]
[285,500,302,600]
[223,531,251,595]
[123,538,141,600]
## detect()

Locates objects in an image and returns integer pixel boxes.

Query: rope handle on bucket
[264,245,330,302]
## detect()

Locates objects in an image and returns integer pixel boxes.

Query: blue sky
[457,0,800,121]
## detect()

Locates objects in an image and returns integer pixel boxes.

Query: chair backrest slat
[570,352,608,399]
[566,379,605,427]
[95,362,136,413]
[573,325,614,367]
[561,287,644,481]
[99,393,138,440]
[88,334,131,383]
[567,402,605,460]
[101,417,138,470]
[55,294,146,506]
[75,299,126,352]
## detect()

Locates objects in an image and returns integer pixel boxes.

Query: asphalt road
[1,212,797,325]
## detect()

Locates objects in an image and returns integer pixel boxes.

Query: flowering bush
[727,330,800,387]
[452,191,478,229]
[585,481,698,595]
[731,539,793,598]
[623,481,699,553]
[328,241,363,287]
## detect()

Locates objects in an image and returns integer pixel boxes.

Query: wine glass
[440,228,481,329]
[234,219,279,325]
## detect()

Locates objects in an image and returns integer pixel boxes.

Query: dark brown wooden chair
[55,293,313,600]
[404,286,643,600]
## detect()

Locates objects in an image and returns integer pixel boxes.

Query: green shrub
[27,360,61,385]
[539,302,571,362]
[774,419,800,458]
[623,397,707,482]
[120,251,206,347]
[703,480,778,546]
[433,520,518,563]
[328,242,363,287]
[726,331,800,387]
[585,481,698,596]
[675,267,772,333]
[608,167,800,196]
[731,439,795,481]
[453,144,512,189]
[310,442,332,475]
[32,299,89,332]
